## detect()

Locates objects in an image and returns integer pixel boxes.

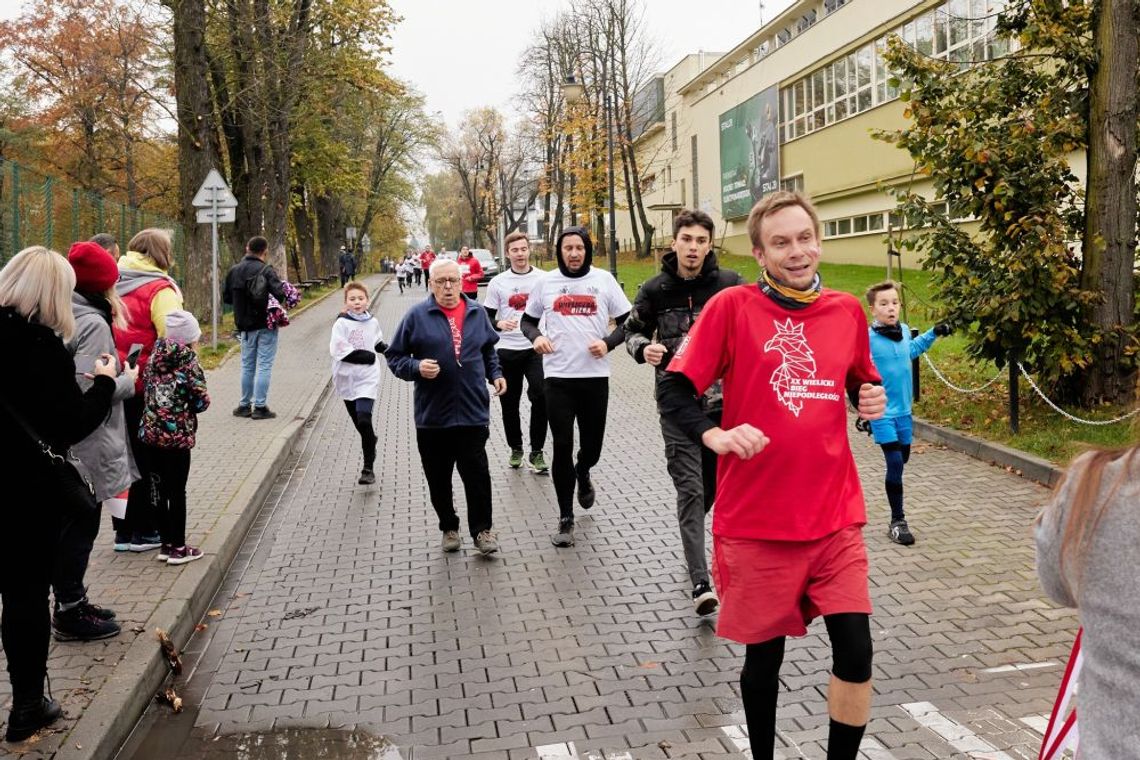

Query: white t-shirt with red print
[525,266,632,379]
[668,286,881,542]
[483,267,543,352]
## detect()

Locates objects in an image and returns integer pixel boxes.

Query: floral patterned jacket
[140,338,210,449]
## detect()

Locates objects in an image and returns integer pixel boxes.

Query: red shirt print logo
[552,294,598,316]
[508,293,529,310]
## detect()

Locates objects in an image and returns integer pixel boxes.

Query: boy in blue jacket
[864,281,949,545]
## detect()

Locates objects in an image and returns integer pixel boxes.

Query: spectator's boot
[5,695,62,743]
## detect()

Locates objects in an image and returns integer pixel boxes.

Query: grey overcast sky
[0,0,796,126]
[386,0,797,128]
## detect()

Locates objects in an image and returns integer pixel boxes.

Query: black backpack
[247,263,271,300]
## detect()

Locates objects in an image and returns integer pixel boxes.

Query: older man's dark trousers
[416,425,493,537]
[497,348,547,453]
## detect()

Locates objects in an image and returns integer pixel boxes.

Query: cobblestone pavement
[0,275,387,758]
[115,282,1077,760]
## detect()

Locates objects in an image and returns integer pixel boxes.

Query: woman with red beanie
[112,229,182,553]
[52,242,140,643]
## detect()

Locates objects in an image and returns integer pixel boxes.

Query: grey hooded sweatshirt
[66,292,139,500]
[1035,450,1140,759]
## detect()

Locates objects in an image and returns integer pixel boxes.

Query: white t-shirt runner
[483,267,544,352]
[525,265,632,378]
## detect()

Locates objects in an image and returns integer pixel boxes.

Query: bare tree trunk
[315,193,341,275]
[1080,0,1138,404]
[164,0,221,321]
[291,185,318,279]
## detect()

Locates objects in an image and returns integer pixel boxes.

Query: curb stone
[53,278,390,760]
[912,416,1063,488]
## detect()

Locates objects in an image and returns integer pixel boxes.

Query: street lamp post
[562,75,619,278]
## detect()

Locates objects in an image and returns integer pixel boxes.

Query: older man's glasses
[432,277,461,286]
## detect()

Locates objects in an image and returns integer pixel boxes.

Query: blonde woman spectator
[0,247,117,742]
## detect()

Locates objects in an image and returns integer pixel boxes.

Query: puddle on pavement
[141,727,405,759]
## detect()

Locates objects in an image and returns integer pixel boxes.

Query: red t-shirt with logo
[440,301,466,362]
[668,286,880,542]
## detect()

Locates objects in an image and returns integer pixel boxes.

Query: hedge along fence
[0,158,189,277]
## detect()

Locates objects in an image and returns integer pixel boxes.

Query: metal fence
[0,158,188,276]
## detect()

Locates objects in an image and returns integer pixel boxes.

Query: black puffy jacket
[624,250,743,410]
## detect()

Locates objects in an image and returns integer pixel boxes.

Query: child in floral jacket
[140,310,210,565]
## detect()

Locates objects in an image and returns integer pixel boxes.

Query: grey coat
[1036,451,1140,759]
[66,293,139,501]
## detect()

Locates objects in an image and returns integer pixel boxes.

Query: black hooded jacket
[554,225,593,278]
[624,250,743,407]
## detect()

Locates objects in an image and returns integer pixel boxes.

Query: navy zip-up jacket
[386,294,502,429]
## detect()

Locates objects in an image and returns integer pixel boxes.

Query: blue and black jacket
[868,322,937,419]
[386,294,502,429]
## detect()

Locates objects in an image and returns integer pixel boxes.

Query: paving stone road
[110,281,1077,760]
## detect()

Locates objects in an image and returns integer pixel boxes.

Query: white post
[211,196,219,351]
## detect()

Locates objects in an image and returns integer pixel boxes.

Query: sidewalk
[0,274,389,759]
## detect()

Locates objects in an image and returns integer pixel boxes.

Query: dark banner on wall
[719,85,780,220]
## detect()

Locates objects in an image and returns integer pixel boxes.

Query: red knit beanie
[68,241,120,292]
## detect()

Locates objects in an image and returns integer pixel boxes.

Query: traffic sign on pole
[192,169,239,352]
[192,169,238,208]
[196,207,236,224]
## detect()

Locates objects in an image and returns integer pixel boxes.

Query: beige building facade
[621,0,1026,266]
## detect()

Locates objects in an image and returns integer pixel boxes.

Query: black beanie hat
[555,225,593,278]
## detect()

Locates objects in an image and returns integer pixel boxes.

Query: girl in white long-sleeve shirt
[329,282,385,484]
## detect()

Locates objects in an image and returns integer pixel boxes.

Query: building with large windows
[619,0,1032,266]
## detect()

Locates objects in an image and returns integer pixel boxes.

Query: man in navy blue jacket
[387,259,508,556]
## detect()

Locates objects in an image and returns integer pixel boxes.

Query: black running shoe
[576,474,595,510]
[889,519,916,546]
[693,581,720,616]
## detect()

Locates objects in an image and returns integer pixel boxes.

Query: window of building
[671,111,677,152]
[680,178,686,207]
[691,135,699,207]
[823,211,890,239]
[824,0,848,14]
[780,174,804,193]
[641,173,656,193]
[778,0,1008,143]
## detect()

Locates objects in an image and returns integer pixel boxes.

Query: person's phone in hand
[126,343,144,368]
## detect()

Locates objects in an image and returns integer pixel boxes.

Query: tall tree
[877,0,1139,405]
[163,0,222,318]
[1080,0,1138,402]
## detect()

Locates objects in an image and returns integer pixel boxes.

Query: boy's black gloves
[933,323,952,337]
[855,418,872,436]
[374,340,389,355]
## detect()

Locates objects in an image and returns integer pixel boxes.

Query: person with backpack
[338,246,357,288]
[223,236,287,420]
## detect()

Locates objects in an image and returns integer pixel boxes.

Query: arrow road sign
[196,207,236,224]
[192,169,238,208]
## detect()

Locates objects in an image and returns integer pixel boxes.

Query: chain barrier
[921,353,1003,394]
[1016,363,1140,426]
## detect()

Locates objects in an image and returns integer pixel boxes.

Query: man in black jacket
[338,246,356,287]
[223,236,288,420]
[625,209,743,616]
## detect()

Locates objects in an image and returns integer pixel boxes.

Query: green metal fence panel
[0,158,187,275]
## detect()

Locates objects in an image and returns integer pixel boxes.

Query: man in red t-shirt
[659,191,886,760]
